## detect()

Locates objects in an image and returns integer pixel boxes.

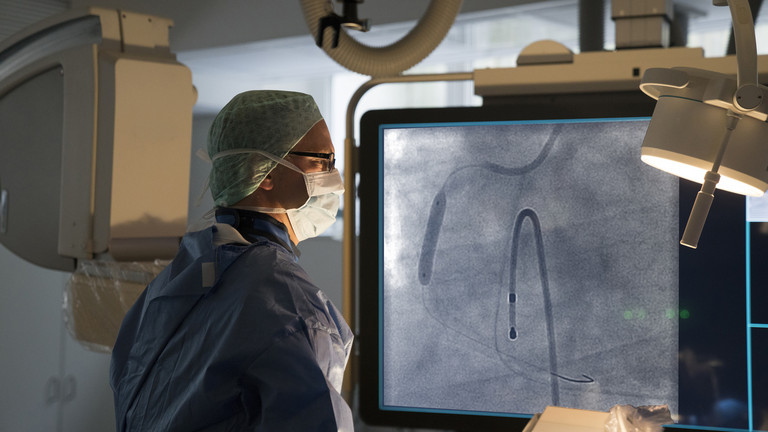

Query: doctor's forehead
[293,120,334,153]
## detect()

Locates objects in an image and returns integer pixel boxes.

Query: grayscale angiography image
[381,120,679,416]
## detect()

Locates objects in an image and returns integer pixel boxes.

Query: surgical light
[639,0,768,248]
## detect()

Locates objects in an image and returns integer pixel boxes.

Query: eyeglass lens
[289,151,335,171]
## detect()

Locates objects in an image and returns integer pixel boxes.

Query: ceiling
[0,0,754,115]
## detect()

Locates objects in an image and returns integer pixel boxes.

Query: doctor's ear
[259,174,274,191]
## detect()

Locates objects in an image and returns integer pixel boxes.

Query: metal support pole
[341,72,474,401]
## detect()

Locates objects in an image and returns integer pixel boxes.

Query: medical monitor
[357,93,767,431]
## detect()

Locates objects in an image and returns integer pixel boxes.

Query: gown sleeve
[241,319,354,432]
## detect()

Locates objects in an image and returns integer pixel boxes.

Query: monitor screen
[358,95,766,431]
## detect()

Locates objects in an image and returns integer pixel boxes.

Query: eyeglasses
[288,151,336,172]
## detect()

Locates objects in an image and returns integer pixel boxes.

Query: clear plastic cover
[63,260,168,353]
[604,404,674,432]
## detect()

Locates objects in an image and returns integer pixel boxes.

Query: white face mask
[232,150,344,242]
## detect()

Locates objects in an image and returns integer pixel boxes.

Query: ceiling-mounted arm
[717,0,762,110]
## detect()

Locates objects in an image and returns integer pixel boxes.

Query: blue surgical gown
[110,214,354,431]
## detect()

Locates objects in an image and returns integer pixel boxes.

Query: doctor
[110,90,353,431]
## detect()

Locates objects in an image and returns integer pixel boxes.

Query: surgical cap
[207,90,323,206]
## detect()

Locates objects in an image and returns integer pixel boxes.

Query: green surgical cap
[207,90,323,206]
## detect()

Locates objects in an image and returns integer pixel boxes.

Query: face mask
[233,150,344,242]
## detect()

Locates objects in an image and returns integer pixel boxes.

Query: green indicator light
[665,309,676,319]
[680,309,690,319]
[635,309,647,319]
[623,310,633,320]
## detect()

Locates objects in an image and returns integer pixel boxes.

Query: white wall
[0,246,115,432]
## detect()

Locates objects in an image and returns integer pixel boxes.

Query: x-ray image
[380,120,679,416]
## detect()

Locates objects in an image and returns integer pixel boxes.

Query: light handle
[681,171,720,248]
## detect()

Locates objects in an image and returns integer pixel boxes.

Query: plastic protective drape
[604,405,674,432]
[64,260,167,353]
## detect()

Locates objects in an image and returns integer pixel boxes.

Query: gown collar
[215,207,300,258]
